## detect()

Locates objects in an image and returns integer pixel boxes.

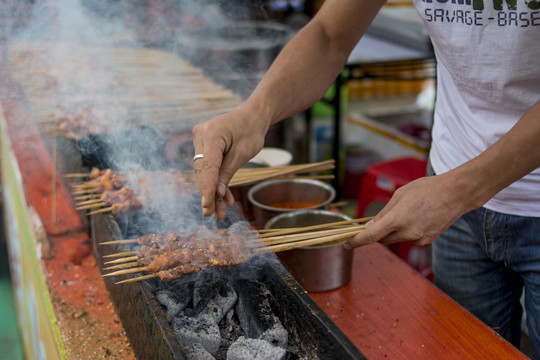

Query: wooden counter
[310,243,528,359]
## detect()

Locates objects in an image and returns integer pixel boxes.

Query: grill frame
[91,213,367,360]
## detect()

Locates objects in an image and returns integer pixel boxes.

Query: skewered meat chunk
[157,264,201,281]
[146,249,192,273]
[99,186,142,213]
[53,105,129,140]
[105,230,256,282]
[73,167,197,215]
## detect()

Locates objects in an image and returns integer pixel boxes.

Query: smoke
[2,0,296,237]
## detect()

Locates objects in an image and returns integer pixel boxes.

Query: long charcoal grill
[91,209,366,360]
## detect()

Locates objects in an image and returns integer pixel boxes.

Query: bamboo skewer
[71,183,101,189]
[99,239,141,245]
[103,251,138,258]
[259,225,366,247]
[87,206,115,215]
[229,160,335,187]
[103,266,147,277]
[72,189,100,195]
[68,160,336,217]
[76,203,107,211]
[257,216,374,237]
[64,173,93,178]
[76,198,105,206]
[74,194,102,201]
[263,228,364,253]
[283,174,334,181]
[104,255,139,265]
[116,274,158,284]
[99,219,369,285]
[66,160,334,192]
[103,262,140,271]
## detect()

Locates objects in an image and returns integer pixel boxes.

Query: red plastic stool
[356,156,432,280]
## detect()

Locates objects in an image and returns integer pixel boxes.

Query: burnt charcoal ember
[183,343,216,360]
[216,309,245,360]
[226,336,286,360]
[200,281,238,324]
[155,289,190,322]
[235,279,288,349]
[192,278,238,324]
[221,309,244,342]
[192,273,221,307]
[173,314,222,356]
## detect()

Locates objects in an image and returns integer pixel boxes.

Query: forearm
[448,99,540,212]
[241,0,385,126]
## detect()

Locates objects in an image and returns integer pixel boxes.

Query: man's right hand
[192,106,270,220]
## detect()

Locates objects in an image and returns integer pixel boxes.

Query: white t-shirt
[412,0,540,217]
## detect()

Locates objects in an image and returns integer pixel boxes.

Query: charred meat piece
[109,231,255,282]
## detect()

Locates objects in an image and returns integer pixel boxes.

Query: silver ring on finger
[193,154,204,162]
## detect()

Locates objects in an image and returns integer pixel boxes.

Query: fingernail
[343,242,352,250]
[217,183,226,197]
[201,196,207,207]
[366,219,374,228]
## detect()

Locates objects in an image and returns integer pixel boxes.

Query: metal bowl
[265,210,355,292]
[247,179,336,229]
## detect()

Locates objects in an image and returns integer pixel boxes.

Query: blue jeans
[432,207,540,359]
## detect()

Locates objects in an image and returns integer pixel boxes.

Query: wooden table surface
[310,243,528,359]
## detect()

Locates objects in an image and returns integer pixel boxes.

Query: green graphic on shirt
[472,0,540,9]
[494,0,517,10]
[525,0,540,9]
[473,0,484,10]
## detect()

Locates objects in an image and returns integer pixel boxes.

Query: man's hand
[345,173,470,249]
[192,106,269,220]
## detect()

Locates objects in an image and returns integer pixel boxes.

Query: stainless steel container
[265,210,355,292]
[247,179,336,229]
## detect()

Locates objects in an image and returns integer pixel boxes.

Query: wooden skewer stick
[280,175,335,181]
[76,203,107,211]
[230,162,335,179]
[115,274,158,284]
[102,262,140,271]
[87,206,114,216]
[72,189,100,195]
[261,225,366,247]
[64,173,91,178]
[71,182,100,188]
[258,216,374,238]
[103,266,147,277]
[263,229,364,253]
[330,200,348,208]
[76,198,105,206]
[236,159,335,174]
[74,194,101,201]
[71,185,101,191]
[104,255,138,265]
[103,251,137,258]
[100,239,139,245]
[229,160,335,187]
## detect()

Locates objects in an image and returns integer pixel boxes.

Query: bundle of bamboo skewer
[8,42,244,139]
[100,216,373,284]
[67,160,335,216]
